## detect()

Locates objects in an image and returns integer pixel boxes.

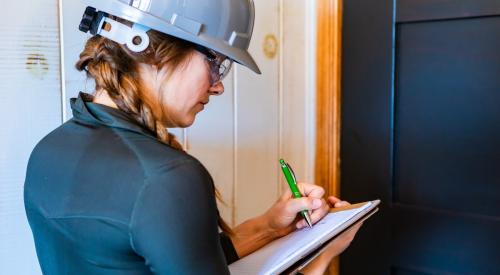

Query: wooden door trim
[315,0,343,274]
[316,0,342,202]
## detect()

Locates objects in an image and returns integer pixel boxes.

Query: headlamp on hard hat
[79,6,151,53]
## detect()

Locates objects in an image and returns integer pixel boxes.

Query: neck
[93,89,119,109]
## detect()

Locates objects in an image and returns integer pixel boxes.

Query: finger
[297,182,325,199]
[296,219,310,229]
[327,196,342,207]
[334,200,351,208]
[296,219,305,229]
[287,197,322,215]
[309,199,330,223]
[296,199,329,228]
[295,216,307,229]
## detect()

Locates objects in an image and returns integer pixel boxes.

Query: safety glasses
[195,45,233,86]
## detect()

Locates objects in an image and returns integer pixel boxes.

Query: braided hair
[76,28,187,149]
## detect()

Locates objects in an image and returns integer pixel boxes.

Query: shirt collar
[70,92,157,138]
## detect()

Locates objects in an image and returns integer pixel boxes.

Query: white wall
[0,0,61,274]
[0,0,316,273]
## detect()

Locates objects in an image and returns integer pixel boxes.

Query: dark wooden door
[340,1,500,274]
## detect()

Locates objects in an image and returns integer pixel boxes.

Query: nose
[209,81,224,96]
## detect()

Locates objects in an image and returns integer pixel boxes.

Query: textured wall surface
[0,1,61,274]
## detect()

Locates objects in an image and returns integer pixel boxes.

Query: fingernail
[313,199,321,207]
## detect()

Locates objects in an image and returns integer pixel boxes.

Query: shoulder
[26,121,76,171]
[142,155,214,197]
[115,132,208,178]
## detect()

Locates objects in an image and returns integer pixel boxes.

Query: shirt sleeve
[129,159,230,275]
[219,232,239,264]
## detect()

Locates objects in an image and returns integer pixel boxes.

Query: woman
[24,0,361,274]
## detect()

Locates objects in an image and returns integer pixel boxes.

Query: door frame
[315,0,343,274]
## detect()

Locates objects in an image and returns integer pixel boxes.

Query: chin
[178,117,195,128]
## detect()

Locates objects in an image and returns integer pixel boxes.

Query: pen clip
[286,162,298,183]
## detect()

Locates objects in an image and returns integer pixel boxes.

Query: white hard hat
[79,0,261,74]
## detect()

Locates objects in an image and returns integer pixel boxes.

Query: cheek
[159,85,201,126]
[189,56,212,88]
[161,55,211,125]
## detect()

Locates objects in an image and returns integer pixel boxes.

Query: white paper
[229,202,373,275]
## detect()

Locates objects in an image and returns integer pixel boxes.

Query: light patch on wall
[25,52,49,80]
[263,34,279,59]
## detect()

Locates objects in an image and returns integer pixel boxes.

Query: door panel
[340,1,394,273]
[341,0,500,274]
[392,205,499,274]
[395,17,500,217]
[397,0,500,23]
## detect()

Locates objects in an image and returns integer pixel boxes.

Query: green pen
[279,159,313,228]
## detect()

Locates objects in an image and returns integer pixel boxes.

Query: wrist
[256,213,281,240]
[230,214,281,257]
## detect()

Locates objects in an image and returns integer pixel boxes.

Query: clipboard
[229,200,381,275]
[281,201,380,274]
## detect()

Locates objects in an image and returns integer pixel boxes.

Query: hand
[262,182,330,238]
[299,198,363,275]
[230,183,329,257]
[321,197,361,258]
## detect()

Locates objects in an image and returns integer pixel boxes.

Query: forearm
[300,223,360,275]
[229,214,279,258]
[299,253,335,275]
[300,246,343,275]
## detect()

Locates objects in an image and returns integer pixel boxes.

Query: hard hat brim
[195,36,261,75]
[231,50,261,75]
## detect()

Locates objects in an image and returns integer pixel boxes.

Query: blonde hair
[75,22,233,235]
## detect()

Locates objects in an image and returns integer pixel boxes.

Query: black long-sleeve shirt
[24,92,238,274]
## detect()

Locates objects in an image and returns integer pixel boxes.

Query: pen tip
[305,215,313,228]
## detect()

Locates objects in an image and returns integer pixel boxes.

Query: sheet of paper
[229,202,372,275]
